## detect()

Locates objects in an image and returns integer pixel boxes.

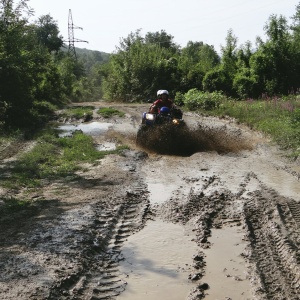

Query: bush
[174,91,185,106]
[25,101,57,128]
[183,89,224,110]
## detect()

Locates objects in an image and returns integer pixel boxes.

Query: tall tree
[34,14,63,53]
[250,14,294,95]
[101,30,181,101]
[144,30,179,53]
[179,41,220,91]
[0,0,69,128]
[203,29,238,95]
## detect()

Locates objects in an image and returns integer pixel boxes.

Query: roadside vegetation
[0,130,128,190]
[59,106,94,120]
[97,107,125,118]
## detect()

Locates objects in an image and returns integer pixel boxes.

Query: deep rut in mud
[1,103,300,300]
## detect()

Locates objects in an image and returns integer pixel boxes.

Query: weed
[0,131,129,189]
[97,107,125,118]
[60,106,94,120]
[0,197,31,212]
[204,95,300,158]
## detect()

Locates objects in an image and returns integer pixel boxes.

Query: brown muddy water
[118,220,198,300]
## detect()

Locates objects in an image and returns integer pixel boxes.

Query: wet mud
[0,102,300,300]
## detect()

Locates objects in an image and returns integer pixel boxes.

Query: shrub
[183,89,224,110]
[174,91,185,106]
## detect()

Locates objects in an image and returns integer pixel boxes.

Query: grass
[206,95,300,158]
[97,107,125,118]
[0,130,129,189]
[0,197,32,213]
[60,106,94,119]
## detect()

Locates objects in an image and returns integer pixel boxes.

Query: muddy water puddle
[147,182,179,204]
[202,226,252,300]
[57,121,112,137]
[118,219,197,300]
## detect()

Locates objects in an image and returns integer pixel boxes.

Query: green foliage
[101,29,182,101]
[208,95,300,157]
[174,91,185,106]
[0,131,128,189]
[0,1,73,129]
[233,69,259,99]
[203,67,232,95]
[183,89,224,110]
[34,14,63,53]
[290,107,300,125]
[0,197,31,213]
[178,41,220,92]
[28,101,57,125]
[97,107,125,118]
[60,106,94,119]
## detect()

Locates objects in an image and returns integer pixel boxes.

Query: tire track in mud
[157,174,245,299]
[155,171,300,299]
[243,187,300,300]
[46,183,151,300]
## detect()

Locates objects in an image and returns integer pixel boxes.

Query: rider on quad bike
[149,90,183,119]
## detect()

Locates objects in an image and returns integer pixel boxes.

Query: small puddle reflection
[202,226,252,300]
[118,220,197,300]
[57,121,112,137]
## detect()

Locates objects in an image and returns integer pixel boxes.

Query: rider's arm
[149,100,160,113]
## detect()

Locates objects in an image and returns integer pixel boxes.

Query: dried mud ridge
[1,105,300,299]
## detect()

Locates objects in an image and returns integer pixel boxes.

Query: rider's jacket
[149,99,174,113]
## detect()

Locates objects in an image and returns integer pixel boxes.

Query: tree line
[102,3,300,102]
[2,0,300,130]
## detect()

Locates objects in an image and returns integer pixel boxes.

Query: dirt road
[1,103,300,300]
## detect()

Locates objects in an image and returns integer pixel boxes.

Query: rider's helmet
[160,106,170,115]
[160,90,169,95]
[157,90,162,96]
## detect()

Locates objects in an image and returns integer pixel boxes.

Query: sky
[27,0,300,54]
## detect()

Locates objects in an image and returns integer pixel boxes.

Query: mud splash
[136,123,254,156]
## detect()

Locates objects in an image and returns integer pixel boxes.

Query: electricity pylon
[67,9,88,59]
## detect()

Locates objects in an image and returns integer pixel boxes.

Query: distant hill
[61,44,110,61]
[75,47,110,63]
[61,45,111,73]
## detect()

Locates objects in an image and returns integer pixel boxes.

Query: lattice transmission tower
[67,9,88,59]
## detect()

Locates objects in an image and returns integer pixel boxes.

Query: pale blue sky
[28,0,300,54]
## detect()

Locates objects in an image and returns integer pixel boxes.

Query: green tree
[250,14,294,96]
[101,30,181,101]
[179,41,220,91]
[203,29,238,95]
[144,30,179,53]
[0,0,70,128]
[34,14,63,53]
[232,42,259,98]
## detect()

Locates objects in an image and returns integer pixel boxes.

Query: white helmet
[157,90,162,96]
[160,90,169,95]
